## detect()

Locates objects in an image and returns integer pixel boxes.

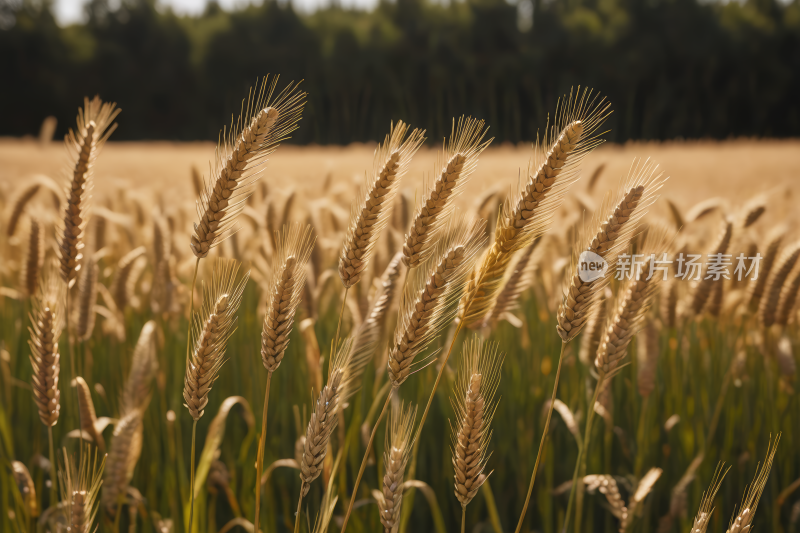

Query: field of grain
[1,92,799,533]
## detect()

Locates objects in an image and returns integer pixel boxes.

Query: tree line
[1,0,799,143]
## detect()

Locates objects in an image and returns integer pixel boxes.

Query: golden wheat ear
[191,77,306,258]
[28,262,66,428]
[377,401,417,532]
[403,116,492,267]
[450,337,503,508]
[689,463,730,533]
[261,223,315,372]
[485,238,541,328]
[557,159,667,343]
[122,321,159,413]
[726,434,780,533]
[388,215,486,388]
[339,121,426,288]
[183,259,249,421]
[299,340,352,496]
[59,96,120,283]
[58,444,106,533]
[101,408,143,513]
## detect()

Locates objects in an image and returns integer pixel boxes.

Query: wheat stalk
[339,121,425,288]
[377,402,417,533]
[21,218,44,298]
[191,77,306,258]
[58,444,105,533]
[759,242,800,328]
[403,116,492,267]
[76,257,99,341]
[59,96,120,283]
[460,88,610,328]
[725,434,780,533]
[450,338,502,515]
[184,259,248,421]
[558,160,666,343]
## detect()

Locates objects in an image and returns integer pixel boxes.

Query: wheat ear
[122,321,158,413]
[12,461,38,518]
[558,160,666,342]
[110,246,146,312]
[59,96,120,283]
[451,338,503,510]
[191,77,306,258]
[298,341,351,498]
[459,89,610,327]
[75,376,105,452]
[740,196,767,229]
[339,121,424,288]
[726,434,780,533]
[388,217,486,388]
[758,242,800,328]
[403,117,492,267]
[76,257,99,341]
[622,467,662,531]
[59,444,105,533]
[748,226,785,311]
[579,294,606,368]
[690,463,730,533]
[5,182,41,237]
[377,402,417,533]
[775,265,800,327]
[636,320,660,397]
[660,277,679,328]
[261,224,315,372]
[183,259,249,421]
[485,239,540,328]
[21,218,44,298]
[101,409,144,512]
[687,218,734,316]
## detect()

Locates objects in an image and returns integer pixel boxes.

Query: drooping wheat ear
[595,227,673,377]
[748,227,785,311]
[59,97,120,283]
[388,217,486,388]
[776,336,797,384]
[403,117,492,267]
[376,401,417,532]
[687,218,734,316]
[111,246,146,312]
[584,475,628,524]
[184,259,249,421]
[339,121,425,288]
[759,242,800,328]
[261,224,315,372]
[76,257,99,341]
[636,319,660,397]
[579,293,606,368]
[458,89,610,328]
[450,338,503,508]
[28,264,65,427]
[75,376,105,452]
[101,409,144,512]
[558,160,667,342]
[59,445,105,533]
[122,321,158,413]
[299,341,351,496]
[191,78,306,258]
[341,252,404,403]
[740,195,766,229]
[660,277,679,328]
[12,461,37,518]
[689,463,729,533]
[485,239,540,328]
[21,218,44,297]
[622,468,662,531]
[5,182,41,237]
[725,434,780,533]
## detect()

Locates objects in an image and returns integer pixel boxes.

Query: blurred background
[1,0,799,144]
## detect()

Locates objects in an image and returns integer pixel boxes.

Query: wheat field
[0,86,799,533]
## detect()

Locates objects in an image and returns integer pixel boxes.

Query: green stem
[185,258,200,368]
[253,372,273,533]
[65,288,84,469]
[514,341,566,533]
[461,505,466,533]
[634,395,650,478]
[47,426,57,508]
[340,389,393,532]
[564,375,605,533]
[188,420,197,533]
[329,287,348,381]
[293,489,304,533]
